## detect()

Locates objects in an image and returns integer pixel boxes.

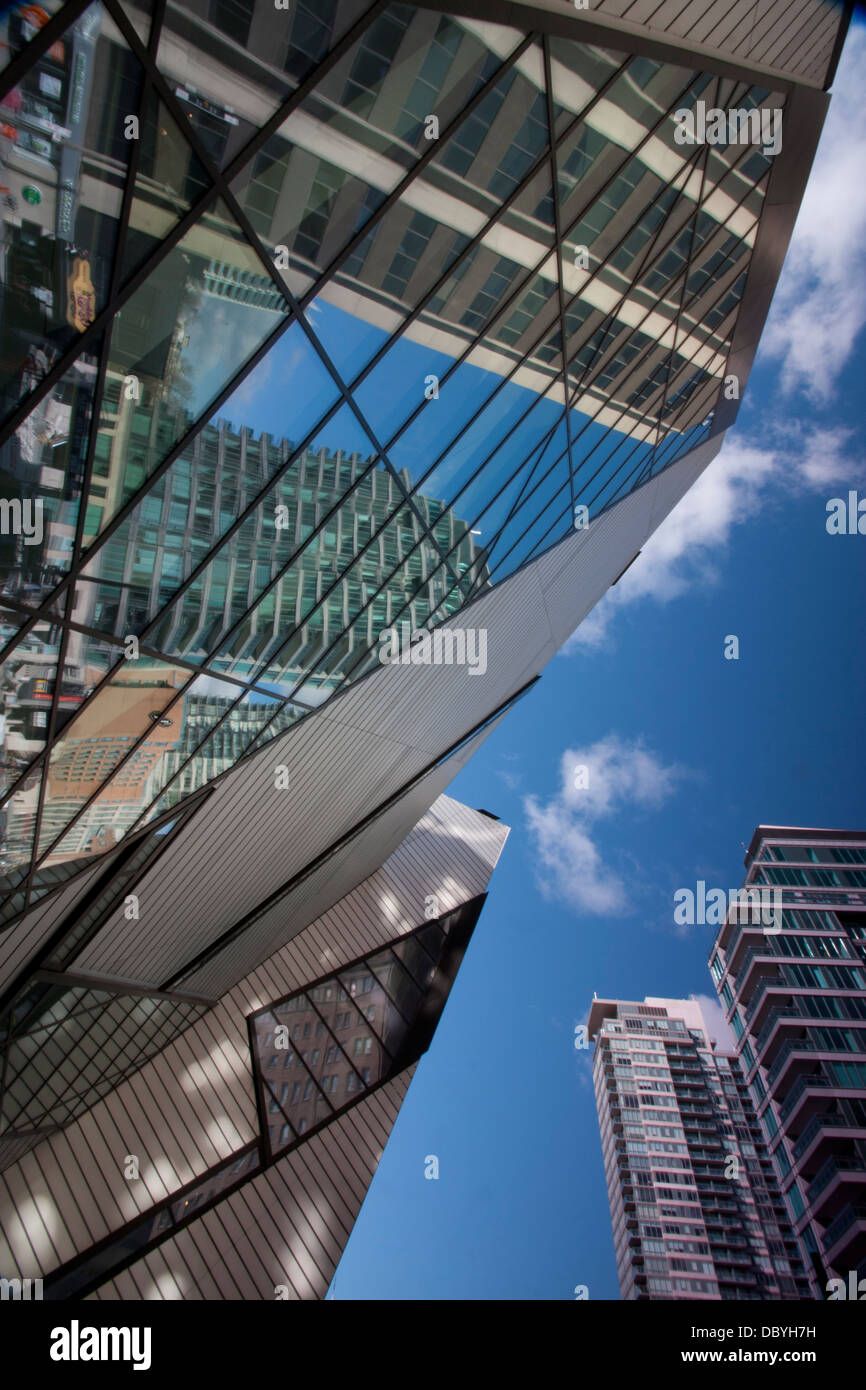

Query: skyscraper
[0,0,849,1298]
[709,827,866,1297]
[588,995,813,1300]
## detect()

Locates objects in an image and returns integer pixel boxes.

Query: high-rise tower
[588,995,813,1300]
[709,827,866,1297]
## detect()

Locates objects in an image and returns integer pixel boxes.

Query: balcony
[779,1071,833,1123]
[806,1153,866,1203]
[745,972,788,1025]
[823,1202,866,1251]
[718,914,766,961]
[766,1038,816,1087]
[792,1111,865,1163]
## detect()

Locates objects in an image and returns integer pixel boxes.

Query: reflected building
[0,0,848,1298]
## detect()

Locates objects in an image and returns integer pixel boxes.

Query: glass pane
[76,318,342,645]
[141,402,383,675]
[338,959,408,1058]
[156,0,372,168]
[232,502,460,703]
[118,92,213,285]
[82,196,292,542]
[366,946,423,1020]
[34,652,190,861]
[0,342,100,603]
[1,2,72,77]
[141,686,306,821]
[0,4,144,429]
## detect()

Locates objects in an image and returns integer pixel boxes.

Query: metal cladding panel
[178,719,508,996]
[71,716,424,984]
[89,1069,416,1302]
[504,0,845,87]
[0,798,503,1281]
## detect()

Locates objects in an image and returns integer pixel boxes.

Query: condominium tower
[0,0,849,1298]
[588,995,813,1300]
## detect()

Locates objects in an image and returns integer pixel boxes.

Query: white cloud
[524,736,685,915]
[564,422,864,650]
[692,993,737,1053]
[761,25,866,400]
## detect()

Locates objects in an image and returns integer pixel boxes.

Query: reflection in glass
[0,5,143,426]
[0,346,99,603]
[0,9,780,897]
[0,972,207,1139]
[83,197,291,541]
[250,913,457,1160]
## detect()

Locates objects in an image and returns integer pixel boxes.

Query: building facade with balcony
[709,827,866,1297]
[589,995,813,1300]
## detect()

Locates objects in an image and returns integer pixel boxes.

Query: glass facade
[0,0,783,911]
[249,906,462,1159]
[0,968,208,1148]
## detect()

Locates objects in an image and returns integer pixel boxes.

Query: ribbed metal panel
[179,720,507,997]
[0,797,506,1284]
[0,859,106,998]
[516,0,844,88]
[90,1069,415,1301]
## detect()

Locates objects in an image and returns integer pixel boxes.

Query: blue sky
[329,23,866,1300]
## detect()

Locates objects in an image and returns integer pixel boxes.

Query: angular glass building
[0,0,848,1298]
[709,827,866,1298]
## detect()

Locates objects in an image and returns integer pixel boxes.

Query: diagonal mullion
[555,80,760,421]
[0,18,775,895]
[478,278,741,589]
[19,0,170,913]
[25,501,458,872]
[542,33,576,518]
[373,68,710,493]
[487,236,758,580]
[99,0,467,596]
[218,0,389,188]
[9,61,711,677]
[423,183,766,606]
[0,51,691,667]
[0,0,91,102]
[323,53,635,396]
[372,138,711,573]
[648,76,722,469]
[559,116,762,463]
[0,0,387,460]
[292,74,710,592]
[289,30,537,309]
[0,81,756,834]
[563,134,761,451]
